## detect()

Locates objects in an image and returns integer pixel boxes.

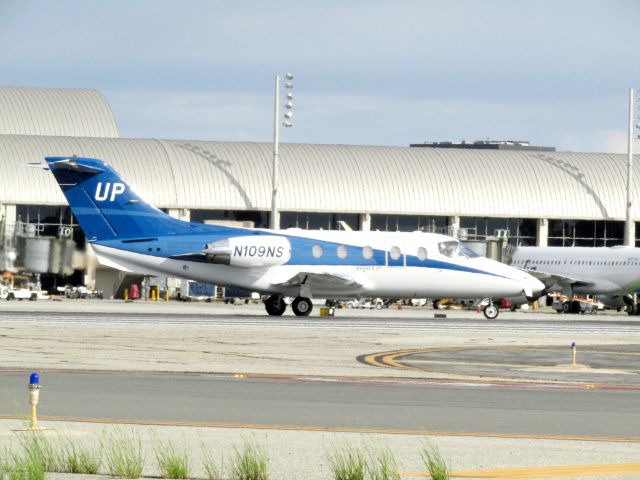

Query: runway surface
[1,303,640,478]
[1,370,638,441]
[2,308,640,335]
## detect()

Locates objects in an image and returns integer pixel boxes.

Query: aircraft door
[385,238,405,267]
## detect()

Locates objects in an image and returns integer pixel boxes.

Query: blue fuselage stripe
[97,230,500,278]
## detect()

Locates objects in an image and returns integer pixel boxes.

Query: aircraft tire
[265,295,286,316]
[292,297,313,317]
[483,303,499,320]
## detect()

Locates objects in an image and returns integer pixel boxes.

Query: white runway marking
[2,311,639,335]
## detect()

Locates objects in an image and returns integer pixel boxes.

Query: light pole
[271,73,294,230]
[624,88,640,246]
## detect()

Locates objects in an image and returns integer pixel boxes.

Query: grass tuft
[102,428,145,479]
[154,439,189,479]
[201,443,225,480]
[366,444,400,480]
[230,439,268,480]
[0,448,9,479]
[328,445,366,480]
[17,431,59,473]
[4,450,45,480]
[60,438,102,474]
[420,442,449,480]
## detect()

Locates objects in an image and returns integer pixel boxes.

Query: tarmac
[0,299,638,479]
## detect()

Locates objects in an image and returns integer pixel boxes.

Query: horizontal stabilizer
[48,158,104,173]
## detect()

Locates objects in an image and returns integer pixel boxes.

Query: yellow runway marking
[0,415,638,444]
[363,349,426,369]
[361,347,640,385]
[403,462,640,478]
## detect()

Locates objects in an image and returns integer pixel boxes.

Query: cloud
[597,130,630,154]
[1,0,639,152]
[104,88,633,152]
[106,89,269,141]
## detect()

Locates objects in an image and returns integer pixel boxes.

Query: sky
[1,0,639,153]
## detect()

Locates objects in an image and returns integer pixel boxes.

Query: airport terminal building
[1,87,638,295]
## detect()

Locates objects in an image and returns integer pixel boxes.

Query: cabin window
[362,245,374,260]
[390,246,401,261]
[417,247,428,261]
[312,245,323,258]
[337,245,348,259]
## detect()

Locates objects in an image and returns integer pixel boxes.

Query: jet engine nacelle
[204,235,291,268]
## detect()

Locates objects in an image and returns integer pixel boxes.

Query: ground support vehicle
[552,295,601,314]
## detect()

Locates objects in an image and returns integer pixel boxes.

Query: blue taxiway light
[29,372,39,386]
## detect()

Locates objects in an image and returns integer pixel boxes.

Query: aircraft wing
[271,271,363,290]
[522,269,595,290]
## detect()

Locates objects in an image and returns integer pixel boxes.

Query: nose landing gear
[482,301,499,320]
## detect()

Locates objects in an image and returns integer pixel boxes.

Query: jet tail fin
[46,156,193,242]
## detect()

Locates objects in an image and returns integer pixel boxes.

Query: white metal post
[271,75,280,230]
[625,88,635,246]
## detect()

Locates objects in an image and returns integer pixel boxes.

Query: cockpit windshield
[438,241,458,258]
[459,243,481,258]
[438,241,481,259]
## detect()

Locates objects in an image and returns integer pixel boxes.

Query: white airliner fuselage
[511,246,640,297]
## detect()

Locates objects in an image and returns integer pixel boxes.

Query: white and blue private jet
[44,156,544,318]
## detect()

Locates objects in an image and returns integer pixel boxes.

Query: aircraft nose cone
[522,274,545,299]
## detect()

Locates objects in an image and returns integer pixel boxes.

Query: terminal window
[370,214,447,232]
[459,217,536,245]
[548,219,623,247]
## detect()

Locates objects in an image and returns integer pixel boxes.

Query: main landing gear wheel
[483,303,499,320]
[265,295,287,316]
[292,297,313,317]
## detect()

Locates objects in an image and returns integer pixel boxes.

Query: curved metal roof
[0,134,637,221]
[0,87,118,138]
